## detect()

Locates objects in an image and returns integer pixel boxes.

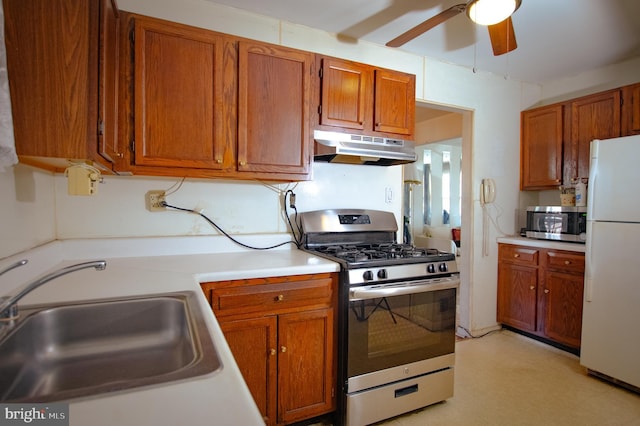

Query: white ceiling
[205,0,640,84]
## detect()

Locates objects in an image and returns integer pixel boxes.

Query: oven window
[347,288,456,378]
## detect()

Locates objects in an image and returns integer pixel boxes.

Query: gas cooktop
[309,243,456,268]
[300,209,456,269]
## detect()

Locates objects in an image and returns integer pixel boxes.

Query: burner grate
[314,243,449,264]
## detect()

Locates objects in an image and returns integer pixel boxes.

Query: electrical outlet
[145,190,166,211]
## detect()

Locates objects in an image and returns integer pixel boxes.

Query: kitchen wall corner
[0,164,56,259]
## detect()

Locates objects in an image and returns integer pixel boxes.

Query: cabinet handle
[530,286,535,290]
[514,254,520,258]
[544,289,550,294]
[564,260,571,265]
[281,346,287,353]
[276,294,284,302]
[269,348,276,356]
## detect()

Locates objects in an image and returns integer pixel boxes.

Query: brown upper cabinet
[316,57,415,139]
[622,82,640,136]
[570,90,621,181]
[123,15,232,173]
[98,0,121,165]
[520,104,564,190]
[520,83,638,190]
[4,0,119,172]
[237,41,313,177]
[119,14,314,181]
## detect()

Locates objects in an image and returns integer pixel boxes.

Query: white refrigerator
[580,134,640,389]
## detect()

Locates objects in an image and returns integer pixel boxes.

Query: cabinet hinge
[130,140,135,154]
[318,67,323,79]
[97,119,105,136]
[331,387,335,398]
[318,105,322,115]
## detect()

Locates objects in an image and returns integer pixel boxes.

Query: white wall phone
[480,178,496,205]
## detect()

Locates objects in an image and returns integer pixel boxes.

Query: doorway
[407,101,473,334]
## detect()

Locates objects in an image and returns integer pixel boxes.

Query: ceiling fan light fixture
[466,0,521,26]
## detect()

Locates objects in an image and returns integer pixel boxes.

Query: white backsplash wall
[54,162,403,240]
[0,165,56,259]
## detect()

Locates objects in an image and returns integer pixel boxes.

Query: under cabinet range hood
[313,130,417,166]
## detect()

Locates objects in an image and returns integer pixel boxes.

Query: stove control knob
[439,263,449,272]
[363,270,374,281]
[427,264,436,274]
[377,269,388,279]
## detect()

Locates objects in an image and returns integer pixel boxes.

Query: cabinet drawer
[545,251,585,273]
[211,278,333,315]
[499,245,539,265]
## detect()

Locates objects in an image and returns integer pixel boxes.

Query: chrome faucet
[0,259,28,277]
[0,260,107,322]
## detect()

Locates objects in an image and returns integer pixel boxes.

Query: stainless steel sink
[0,291,221,402]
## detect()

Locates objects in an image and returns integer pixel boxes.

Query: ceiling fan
[386,0,521,56]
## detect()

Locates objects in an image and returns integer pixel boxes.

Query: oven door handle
[349,276,460,301]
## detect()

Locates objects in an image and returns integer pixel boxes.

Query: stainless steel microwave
[526,206,587,243]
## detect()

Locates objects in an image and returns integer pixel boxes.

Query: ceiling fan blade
[386,4,466,48]
[488,17,517,56]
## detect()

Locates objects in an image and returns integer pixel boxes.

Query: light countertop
[497,236,586,253]
[0,235,341,426]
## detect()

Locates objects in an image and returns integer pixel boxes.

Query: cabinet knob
[276,294,284,302]
[270,348,276,356]
[116,152,124,158]
[514,253,520,258]
[281,346,287,353]
[239,160,247,166]
[564,260,571,265]
[544,289,550,294]
[530,286,535,290]
[216,158,222,164]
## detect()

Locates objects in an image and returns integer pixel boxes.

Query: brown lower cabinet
[201,273,338,425]
[497,243,585,349]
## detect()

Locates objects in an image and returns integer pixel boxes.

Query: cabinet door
[374,69,415,136]
[319,58,372,131]
[520,105,564,189]
[133,17,228,169]
[622,83,640,136]
[571,90,621,180]
[543,270,584,348]
[497,263,538,332]
[237,42,312,176]
[4,0,101,168]
[277,308,335,424]
[220,316,278,425]
[97,0,121,164]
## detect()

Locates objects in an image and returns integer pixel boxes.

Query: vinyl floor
[376,330,640,426]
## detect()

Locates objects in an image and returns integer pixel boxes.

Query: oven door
[346,276,459,392]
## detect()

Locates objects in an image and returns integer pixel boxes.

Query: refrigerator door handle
[585,220,594,302]
[587,173,596,218]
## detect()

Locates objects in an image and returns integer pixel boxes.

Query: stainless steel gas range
[300,209,460,426]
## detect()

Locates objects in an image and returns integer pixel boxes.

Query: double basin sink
[0,291,221,402]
